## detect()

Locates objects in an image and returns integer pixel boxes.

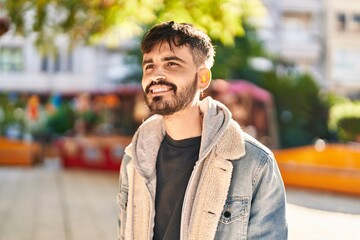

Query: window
[0,46,24,72]
[282,12,312,43]
[41,50,73,73]
[337,13,347,31]
[353,14,360,32]
[41,54,60,72]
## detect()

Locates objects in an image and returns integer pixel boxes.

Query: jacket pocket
[215,196,250,240]
[220,196,249,224]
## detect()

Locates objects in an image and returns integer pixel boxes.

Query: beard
[143,73,198,116]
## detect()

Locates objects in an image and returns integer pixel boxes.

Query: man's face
[142,42,199,116]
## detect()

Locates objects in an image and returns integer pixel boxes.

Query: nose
[147,69,166,84]
[142,65,166,89]
[142,74,166,92]
[152,75,166,83]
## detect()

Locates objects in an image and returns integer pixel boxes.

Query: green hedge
[329,101,360,142]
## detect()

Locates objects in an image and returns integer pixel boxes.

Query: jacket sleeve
[247,153,288,239]
[117,154,130,240]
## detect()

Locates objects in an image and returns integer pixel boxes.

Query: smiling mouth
[149,85,173,95]
[145,79,177,96]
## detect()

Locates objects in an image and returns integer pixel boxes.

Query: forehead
[142,42,194,62]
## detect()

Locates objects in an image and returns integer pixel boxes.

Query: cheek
[141,78,147,91]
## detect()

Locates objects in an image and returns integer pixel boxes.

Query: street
[0,159,359,240]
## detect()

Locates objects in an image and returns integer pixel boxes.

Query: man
[117,21,288,240]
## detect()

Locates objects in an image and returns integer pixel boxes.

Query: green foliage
[321,91,349,108]
[212,23,266,81]
[337,118,360,142]
[0,92,26,137]
[3,0,265,54]
[328,101,360,142]
[259,69,330,148]
[211,24,331,148]
[45,102,75,135]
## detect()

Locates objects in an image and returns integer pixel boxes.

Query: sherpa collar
[125,97,246,180]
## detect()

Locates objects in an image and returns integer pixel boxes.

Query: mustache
[145,80,177,94]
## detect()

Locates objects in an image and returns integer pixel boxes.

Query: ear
[198,68,212,89]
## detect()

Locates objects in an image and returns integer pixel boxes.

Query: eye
[144,64,154,70]
[166,62,178,67]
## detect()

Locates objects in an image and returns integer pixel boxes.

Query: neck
[163,103,203,141]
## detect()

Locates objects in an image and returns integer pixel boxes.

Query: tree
[212,22,266,82]
[1,0,265,53]
[260,69,331,148]
[328,101,360,142]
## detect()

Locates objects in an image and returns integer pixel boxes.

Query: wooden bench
[0,138,41,166]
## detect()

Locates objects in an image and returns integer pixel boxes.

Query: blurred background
[0,0,359,239]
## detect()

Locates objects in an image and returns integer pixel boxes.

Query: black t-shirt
[153,133,201,240]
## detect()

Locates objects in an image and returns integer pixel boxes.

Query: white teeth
[151,87,171,93]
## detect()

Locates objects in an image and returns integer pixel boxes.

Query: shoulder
[229,133,279,193]
[216,119,272,161]
[215,120,246,160]
[243,133,273,158]
[233,132,275,173]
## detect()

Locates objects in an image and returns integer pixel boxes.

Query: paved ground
[0,159,359,240]
[286,189,360,240]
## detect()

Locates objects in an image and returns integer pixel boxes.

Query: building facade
[0,29,136,94]
[325,0,360,97]
[1,1,360,97]
[260,0,360,97]
[260,0,324,81]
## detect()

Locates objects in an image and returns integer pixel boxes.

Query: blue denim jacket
[118,97,288,240]
[214,135,288,239]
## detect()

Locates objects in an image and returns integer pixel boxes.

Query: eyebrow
[142,55,186,66]
[142,58,153,66]
[162,56,186,63]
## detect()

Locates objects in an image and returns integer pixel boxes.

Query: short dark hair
[141,21,215,68]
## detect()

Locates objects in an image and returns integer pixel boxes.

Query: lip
[149,85,173,96]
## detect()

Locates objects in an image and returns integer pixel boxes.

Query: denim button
[224,211,231,218]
